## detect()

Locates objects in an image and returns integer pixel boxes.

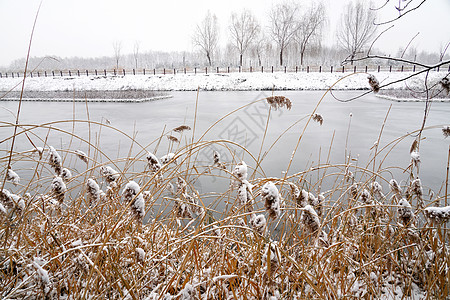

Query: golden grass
[0,89,449,300]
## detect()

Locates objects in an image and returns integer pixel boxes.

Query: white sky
[0,0,449,67]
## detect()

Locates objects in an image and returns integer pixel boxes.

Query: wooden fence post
[284,66,286,73]
[123,69,125,76]
[206,67,208,74]
[77,70,80,76]
[319,66,322,73]
[365,66,368,72]
[104,69,106,76]
[194,67,196,74]
[143,68,146,75]
[378,66,380,72]
[307,66,309,73]
[250,66,252,73]
[342,66,344,73]
[133,69,135,75]
[69,70,72,76]
[262,66,264,73]
[174,68,176,75]
[331,66,333,73]
[60,71,63,77]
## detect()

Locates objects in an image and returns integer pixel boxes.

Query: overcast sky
[0,0,449,67]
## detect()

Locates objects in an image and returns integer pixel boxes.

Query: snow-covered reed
[0,89,448,300]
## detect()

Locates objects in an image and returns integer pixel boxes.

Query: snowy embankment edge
[0,72,447,102]
[0,95,173,103]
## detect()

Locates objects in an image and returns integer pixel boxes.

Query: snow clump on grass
[424,206,450,224]
[261,181,281,219]
[122,181,145,221]
[6,168,20,185]
[50,176,66,204]
[48,146,62,175]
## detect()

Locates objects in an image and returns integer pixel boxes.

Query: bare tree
[295,2,326,66]
[229,9,260,66]
[269,2,300,66]
[112,41,122,70]
[251,33,266,66]
[133,41,140,70]
[192,11,219,66]
[337,0,377,63]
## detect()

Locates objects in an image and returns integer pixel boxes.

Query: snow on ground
[0,71,445,93]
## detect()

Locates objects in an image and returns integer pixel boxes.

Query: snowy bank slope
[0,71,445,92]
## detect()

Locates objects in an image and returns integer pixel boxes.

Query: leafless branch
[367,25,394,56]
[375,0,427,25]
[401,32,420,58]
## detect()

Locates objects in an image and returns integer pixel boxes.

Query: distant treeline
[3,46,446,73]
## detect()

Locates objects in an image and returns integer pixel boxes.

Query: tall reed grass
[1,83,449,299]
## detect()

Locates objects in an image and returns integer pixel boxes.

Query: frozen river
[1,90,449,202]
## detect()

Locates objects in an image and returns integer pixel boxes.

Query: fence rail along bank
[0,64,449,79]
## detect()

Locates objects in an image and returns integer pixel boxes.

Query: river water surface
[1,91,449,203]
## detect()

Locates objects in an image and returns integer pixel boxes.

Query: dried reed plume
[300,205,321,235]
[237,180,253,209]
[440,77,449,95]
[410,151,420,168]
[173,125,191,133]
[389,179,402,200]
[100,166,119,186]
[49,146,62,175]
[424,206,450,224]
[50,176,66,204]
[161,153,176,165]
[261,181,280,219]
[249,214,266,235]
[232,161,248,188]
[443,126,450,138]
[166,135,180,143]
[265,96,292,110]
[61,168,72,182]
[367,74,380,93]
[75,150,88,164]
[312,113,324,125]
[213,150,226,169]
[6,167,20,185]
[122,181,145,221]
[410,139,419,154]
[86,178,103,205]
[32,146,44,159]
[410,178,423,207]
[397,198,414,226]
[371,181,385,201]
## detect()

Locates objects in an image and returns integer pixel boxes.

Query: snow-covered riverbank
[0,71,445,93]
